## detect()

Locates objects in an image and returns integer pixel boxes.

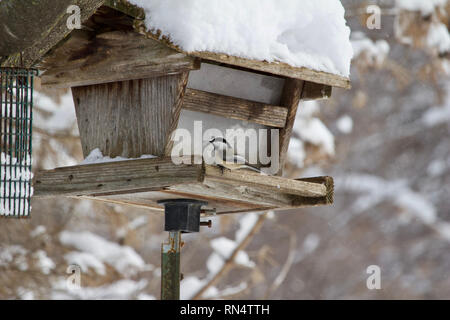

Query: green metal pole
[161,231,182,300]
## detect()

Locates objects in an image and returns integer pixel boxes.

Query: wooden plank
[302,82,332,101]
[183,88,288,128]
[33,159,333,212]
[1,0,105,67]
[162,188,267,210]
[278,79,305,174]
[291,176,334,207]
[90,189,265,214]
[79,176,333,214]
[188,51,351,90]
[33,158,204,197]
[169,181,291,208]
[132,20,351,89]
[78,193,274,215]
[72,73,189,158]
[204,166,327,198]
[40,31,199,88]
[164,72,189,156]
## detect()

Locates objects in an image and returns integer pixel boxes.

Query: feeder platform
[34,157,333,215]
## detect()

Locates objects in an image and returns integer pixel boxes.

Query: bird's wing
[229,154,247,164]
[231,155,266,174]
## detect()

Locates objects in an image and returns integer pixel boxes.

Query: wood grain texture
[40,31,199,88]
[33,159,334,213]
[278,79,305,174]
[183,88,288,128]
[302,82,333,101]
[291,176,334,207]
[1,0,105,67]
[133,20,351,89]
[164,72,189,156]
[169,181,292,208]
[72,74,189,158]
[205,166,327,198]
[33,158,204,197]
[187,51,351,90]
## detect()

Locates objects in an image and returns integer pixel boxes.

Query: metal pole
[158,199,208,300]
[161,231,182,300]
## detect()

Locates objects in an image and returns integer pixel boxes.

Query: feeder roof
[0,0,351,89]
[130,0,353,82]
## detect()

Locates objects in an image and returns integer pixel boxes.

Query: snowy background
[1,0,450,299]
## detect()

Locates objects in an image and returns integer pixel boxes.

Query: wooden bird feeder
[1,0,351,300]
[1,0,351,216]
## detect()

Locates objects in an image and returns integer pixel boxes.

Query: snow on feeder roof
[130,0,353,78]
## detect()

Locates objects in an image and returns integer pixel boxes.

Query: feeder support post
[161,231,182,300]
[158,199,208,300]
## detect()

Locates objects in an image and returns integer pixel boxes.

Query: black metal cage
[0,68,36,217]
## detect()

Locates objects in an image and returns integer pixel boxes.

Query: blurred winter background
[1,0,450,299]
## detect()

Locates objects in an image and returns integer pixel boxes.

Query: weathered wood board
[278,79,305,174]
[183,88,288,128]
[72,73,189,158]
[1,0,105,68]
[40,31,200,88]
[34,158,334,215]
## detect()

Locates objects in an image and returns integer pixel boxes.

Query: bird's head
[209,137,231,151]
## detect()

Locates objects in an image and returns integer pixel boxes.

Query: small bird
[208,137,264,174]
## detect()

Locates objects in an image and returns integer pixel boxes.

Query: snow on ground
[33,250,55,275]
[208,237,255,272]
[396,0,448,16]
[52,278,147,300]
[116,216,148,239]
[130,0,353,77]
[287,139,306,168]
[427,159,450,177]
[336,115,354,134]
[31,225,47,238]
[33,91,77,135]
[80,148,157,165]
[289,101,335,166]
[17,288,35,300]
[180,276,209,300]
[294,233,321,264]
[180,213,262,299]
[337,173,450,241]
[423,82,450,127]
[351,31,390,66]
[235,213,259,242]
[137,293,156,300]
[427,23,450,54]
[59,231,146,276]
[394,0,450,55]
[0,245,28,271]
[423,103,450,127]
[64,251,106,275]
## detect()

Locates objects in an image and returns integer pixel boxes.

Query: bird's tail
[242,164,268,175]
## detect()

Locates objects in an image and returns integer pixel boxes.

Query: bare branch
[192,213,267,300]
[264,225,297,299]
